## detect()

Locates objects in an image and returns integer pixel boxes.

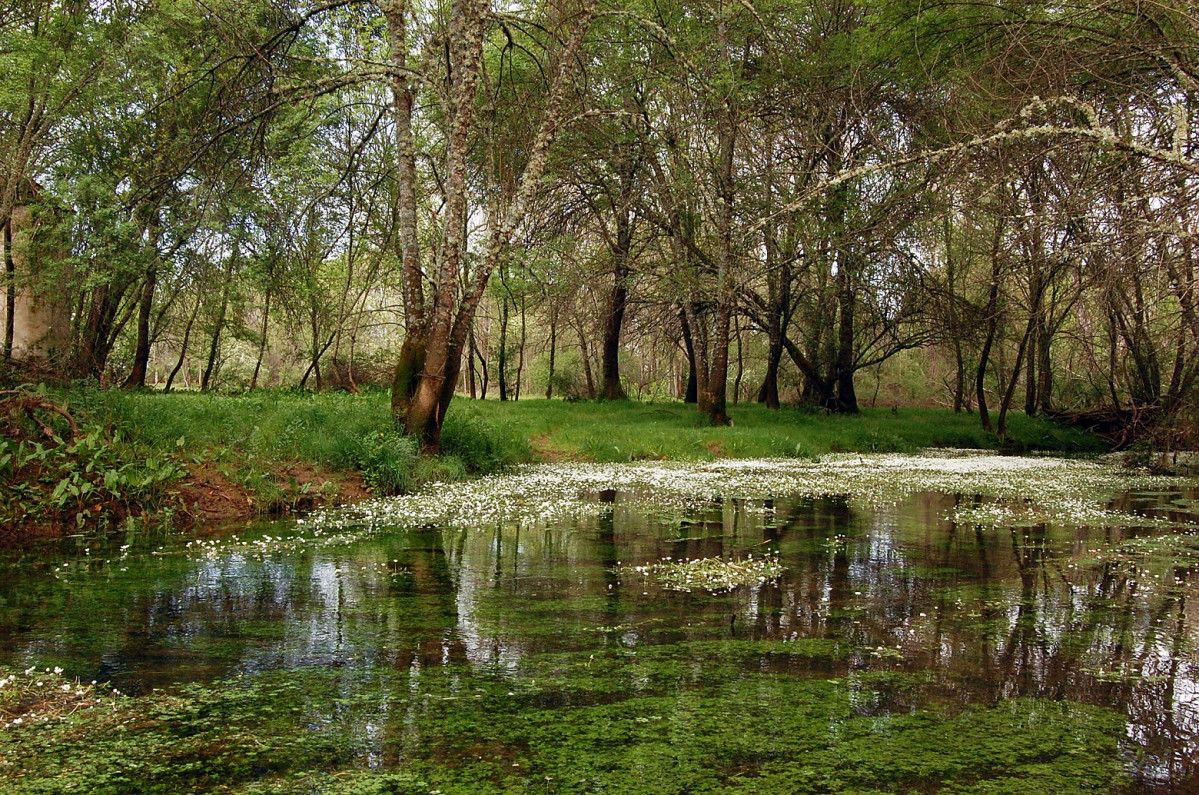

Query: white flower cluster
[614,552,786,593]
[162,451,1190,561]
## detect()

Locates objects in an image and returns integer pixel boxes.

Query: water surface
[2,457,1198,792]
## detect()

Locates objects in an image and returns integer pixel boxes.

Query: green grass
[65,388,1104,472]
[456,399,1106,461]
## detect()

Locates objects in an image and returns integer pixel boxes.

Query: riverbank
[1,387,1104,543]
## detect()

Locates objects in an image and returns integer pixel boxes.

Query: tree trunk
[498,293,510,401]
[952,339,965,413]
[515,295,526,401]
[165,292,202,392]
[467,327,478,398]
[732,313,743,406]
[834,261,858,413]
[477,338,489,399]
[3,220,14,360]
[977,216,1005,432]
[1023,321,1038,416]
[250,285,271,390]
[1036,315,1052,413]
[121,265,157,389]
[698,88,736,427]
[390,0,596,450]
[578,325,596,399]
[546,311,557,399]
[997,313,1036,440]
[201,254,235,392]
[758,332,782,409]
[599,269,628,400]
[680,308,698,404]
[600,212,631,400]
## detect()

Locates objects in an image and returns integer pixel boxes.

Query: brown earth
[176,462,373,526]
[0,464,373,549]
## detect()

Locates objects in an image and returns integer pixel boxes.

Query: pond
[1,453,1198,793]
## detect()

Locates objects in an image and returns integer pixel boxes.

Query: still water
[2,458,1198,792]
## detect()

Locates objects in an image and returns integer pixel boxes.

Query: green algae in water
[0,662,1129,794]
[1,454,1197,792]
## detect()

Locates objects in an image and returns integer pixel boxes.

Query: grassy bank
[463,399,1105,460]
[1,388,1103,539]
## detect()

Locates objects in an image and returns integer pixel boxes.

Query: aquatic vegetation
[292,451,1183,541]
[4,451,1196,792]
[0,666,120,731]
[127,451,1191,566]
[614,552,785,593]
[0,658,1130,794]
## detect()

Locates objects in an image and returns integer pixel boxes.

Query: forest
[3,0,1199,453]
[9,4,1199,792]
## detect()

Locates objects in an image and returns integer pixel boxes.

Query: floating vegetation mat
[0,667,123,731]
[299,452,1183,535]
[614,552,785,593]
[132,451,1195,567]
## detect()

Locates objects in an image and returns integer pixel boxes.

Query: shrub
[355,432,419,495]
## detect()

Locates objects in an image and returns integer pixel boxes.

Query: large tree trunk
[390,0,595,450]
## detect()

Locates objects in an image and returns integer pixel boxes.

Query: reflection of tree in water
[381,527,471,768]
[851,495,1199,790]
[388,527,468,673]
[652,491,1199,788]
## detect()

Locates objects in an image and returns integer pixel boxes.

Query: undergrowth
[0,387,183,532]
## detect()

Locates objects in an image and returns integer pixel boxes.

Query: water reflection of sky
[1,487,1197,788]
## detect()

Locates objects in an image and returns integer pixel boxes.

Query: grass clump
[354,431,419,495]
